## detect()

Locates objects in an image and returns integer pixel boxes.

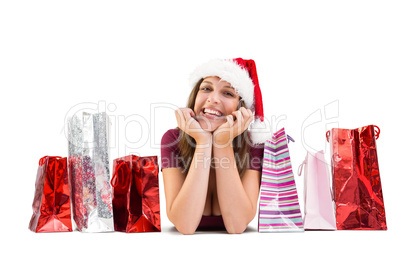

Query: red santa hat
[189,58,270,144]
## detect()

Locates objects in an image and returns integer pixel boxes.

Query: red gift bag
[326,125,387,230]
[29,156,72,232]
[111,155,161,233]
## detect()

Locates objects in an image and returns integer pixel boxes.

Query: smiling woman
[194,77,241,132]
[160,58,270,234]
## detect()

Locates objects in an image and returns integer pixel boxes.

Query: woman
[161,58,269,234]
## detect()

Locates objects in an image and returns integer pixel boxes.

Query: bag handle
[287,135,295,143]
[326,131,330,143]
[38,156,62,166]
[326,125,380,142]
[110,162,130,187]
[297,158,307,177]
[374,125,380,140]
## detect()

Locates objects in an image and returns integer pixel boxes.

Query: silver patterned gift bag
[68,112,114,232]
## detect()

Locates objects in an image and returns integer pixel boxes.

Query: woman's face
[193,76,241,132]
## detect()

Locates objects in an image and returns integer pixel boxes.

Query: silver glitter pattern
[68,112,114,232]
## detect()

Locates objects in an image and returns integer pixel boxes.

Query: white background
[1,0,401,267]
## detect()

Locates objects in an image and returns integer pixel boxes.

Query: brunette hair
[177,78,250,177]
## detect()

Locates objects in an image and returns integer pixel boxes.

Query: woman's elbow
[226,223,248,234]
[167,215,198,235]
[175,224,197,235]
[225,215,254,234]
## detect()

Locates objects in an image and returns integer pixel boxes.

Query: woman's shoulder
[161,128,181,151]
[161,128,183,170]
[161,128,180,143]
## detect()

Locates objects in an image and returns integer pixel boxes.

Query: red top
[160,128,264,230]
[160,128,264,172]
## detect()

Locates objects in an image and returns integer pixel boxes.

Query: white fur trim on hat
[189,59,255,110]
[249,118,272,144]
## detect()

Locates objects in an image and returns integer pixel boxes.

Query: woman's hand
[175,108,212,144]
[213,107,254,146]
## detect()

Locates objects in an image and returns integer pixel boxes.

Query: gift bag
[68,112,114,232]
[327,125,387,230]
[298,150,336,230]
[111,155,161,233]
[258,128,304,232]
[29,156,72,233]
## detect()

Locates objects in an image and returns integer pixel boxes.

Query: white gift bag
[298,150,336,230]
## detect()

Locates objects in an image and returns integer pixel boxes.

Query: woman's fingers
[239,107,254,128]
[213,108,255,144]
[232,109,244,133]
[243,108,254,126]
[174,108,184,127]
[175,108,195,130]
[226,115,234,127]
[232,107,254,133]
[181,108,194,120]
[232,110,243,124]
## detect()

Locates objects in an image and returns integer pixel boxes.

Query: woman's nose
[207,91,220,103]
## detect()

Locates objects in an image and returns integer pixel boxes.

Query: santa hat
[189,58,271,144]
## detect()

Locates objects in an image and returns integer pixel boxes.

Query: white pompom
[249,118,272,144]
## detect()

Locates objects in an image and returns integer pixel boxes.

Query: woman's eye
[224,92,235,97]
[201,87,211,91]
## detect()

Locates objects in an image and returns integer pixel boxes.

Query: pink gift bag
[298,150,336,230]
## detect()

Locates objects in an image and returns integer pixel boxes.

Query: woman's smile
[194,76,240,131]
[201,107,224,119]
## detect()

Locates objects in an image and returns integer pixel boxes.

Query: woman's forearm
[213,145,256,234]
[168,138,212,234]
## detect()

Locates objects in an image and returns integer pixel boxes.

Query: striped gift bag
[258,128,304,232]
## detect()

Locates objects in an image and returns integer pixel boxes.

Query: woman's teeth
[203,108,222,117]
